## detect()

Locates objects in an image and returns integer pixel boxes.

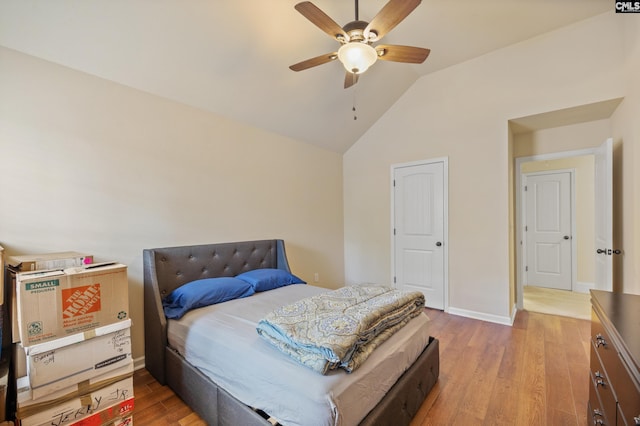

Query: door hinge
[525,225,528,232]
[393,179,396,187]
[525,266,528,272]
[524,185,528,191]
[393,276,396,284]
[394,228,396,235]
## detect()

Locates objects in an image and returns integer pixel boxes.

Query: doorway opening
[509,98,622,320]
[514,141,612,318]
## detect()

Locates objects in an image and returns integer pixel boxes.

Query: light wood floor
[132,308,591,426]
[523,285,591,321]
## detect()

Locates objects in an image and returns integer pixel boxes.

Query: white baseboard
[446,306,514,326]
[134,356,145,371]
[573,281,594,294]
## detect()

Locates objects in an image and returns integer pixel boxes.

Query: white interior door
[393,161,446,309]
[594,138,613,290]
[524,172,573,290]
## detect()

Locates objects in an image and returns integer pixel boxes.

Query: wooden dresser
[589,290,640,425]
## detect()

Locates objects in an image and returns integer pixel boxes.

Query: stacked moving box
[6,253,133,426]
[0,245,9,421]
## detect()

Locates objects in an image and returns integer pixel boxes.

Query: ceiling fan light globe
[337,42,377,74]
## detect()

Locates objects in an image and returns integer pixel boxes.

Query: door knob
[597,249,606,254]
[436,242,442,247]
[563,235,570,240]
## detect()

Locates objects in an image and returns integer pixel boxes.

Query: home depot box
[16,263,128,346]
[17,375,133,426]
[8,252,94,344]
[17,362,134,407]
[25,320,132,399]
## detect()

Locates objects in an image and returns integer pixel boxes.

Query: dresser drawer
[591,342,617,424]
[589,372,612,425]
[592,310,640,425]
[592,310,619,371]
[617,381,640,426]
[587,381,615,426]
[587,398,611,426]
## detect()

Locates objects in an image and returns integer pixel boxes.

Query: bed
[143,239,439,426]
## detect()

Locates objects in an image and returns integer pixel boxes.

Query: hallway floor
[523,285,591,320]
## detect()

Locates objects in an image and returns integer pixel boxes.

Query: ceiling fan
[289,0,430,89]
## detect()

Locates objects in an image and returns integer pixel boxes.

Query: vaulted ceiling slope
[0,0,611,153]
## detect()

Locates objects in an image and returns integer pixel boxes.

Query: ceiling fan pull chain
[353,88,358,120]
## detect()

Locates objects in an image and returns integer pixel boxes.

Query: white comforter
[167,284,431,426]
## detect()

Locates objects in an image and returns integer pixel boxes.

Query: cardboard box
[70,400,133,426]
[7,252,94,344]
[11,270,18,343]
[112,416,133,426]
[0,244,4,305]
[0,353,8,421]
[26,320,132,399]
[17,363,133,407]
[7,252,93,273]
[16,263,129,346]
[14,342,27,378]
[17,376,133,426]
[0,244,6,352]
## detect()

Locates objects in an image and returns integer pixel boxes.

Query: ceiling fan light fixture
[337,42,377,74]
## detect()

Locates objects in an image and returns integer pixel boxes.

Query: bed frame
[143,239,439,426]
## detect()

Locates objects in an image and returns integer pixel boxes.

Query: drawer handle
[595,333,607,348]
[593,408,605,425]
[594,371,606,387]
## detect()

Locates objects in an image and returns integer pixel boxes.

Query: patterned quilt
[256,285,425,374]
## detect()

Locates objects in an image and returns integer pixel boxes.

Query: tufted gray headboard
[143,239,292,384]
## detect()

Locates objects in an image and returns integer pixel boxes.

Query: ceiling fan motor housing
[341,20,375,42]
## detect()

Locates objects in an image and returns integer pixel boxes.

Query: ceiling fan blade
[365,0,421,41]
[289,52,338,71]
[344,71,359,89]
[375,44,430,64]
[295,2,348,41]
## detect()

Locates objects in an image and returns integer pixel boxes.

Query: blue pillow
[235,268,306,292]
[163,277,255,319]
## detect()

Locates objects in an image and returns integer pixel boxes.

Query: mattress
[167,284,431,426]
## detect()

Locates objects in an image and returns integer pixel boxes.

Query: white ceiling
[0,0,612,153]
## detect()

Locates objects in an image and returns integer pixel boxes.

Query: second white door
[524,171,573,290]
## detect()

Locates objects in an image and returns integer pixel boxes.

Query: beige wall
[344,12,639,322]
[0,47,346,362]
[513,119,613,158]
[611,14,640,295]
